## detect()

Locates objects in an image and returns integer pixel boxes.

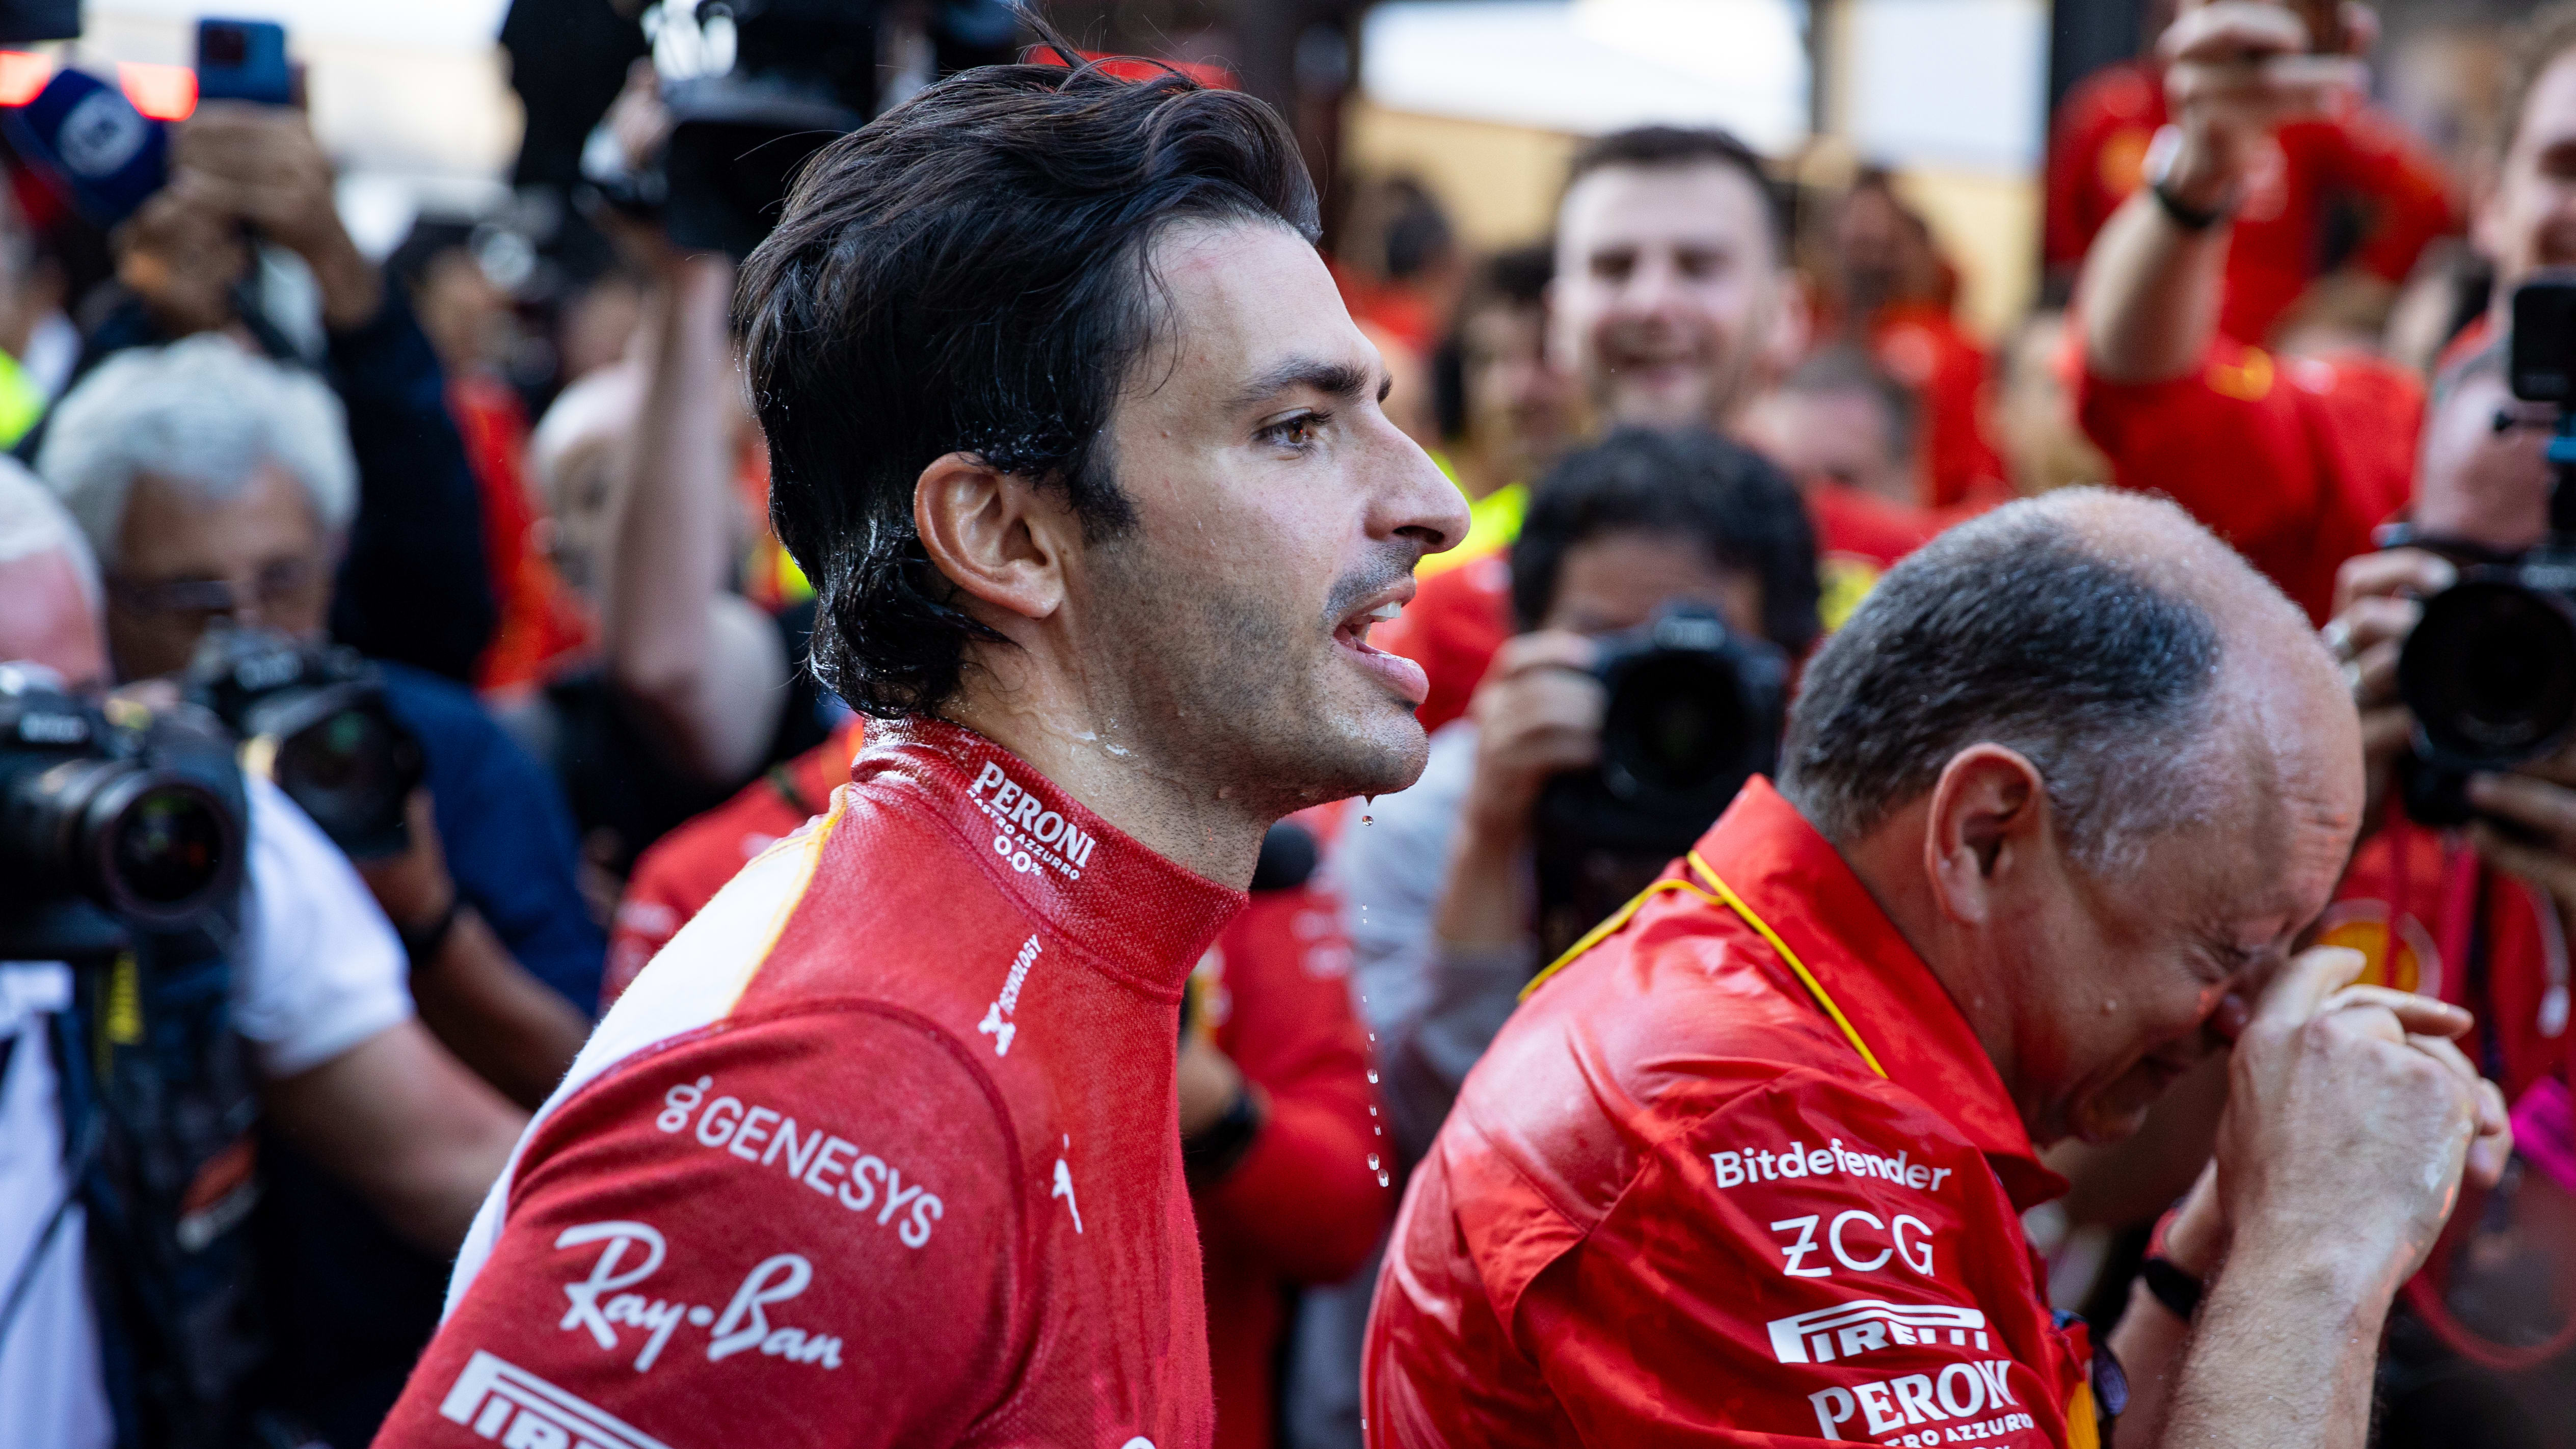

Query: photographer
[1338,425,1819,1165]
[89,100,497,683]
[32,337,596,1442]
[2070,0,2553,623]
[501,66,827,887]
[2314,340,2576,1440]
[0,467,525,1449]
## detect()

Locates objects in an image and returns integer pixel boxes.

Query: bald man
[1364,489,2509,1447]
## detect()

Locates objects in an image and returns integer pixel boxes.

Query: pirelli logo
[438,1349,671,1449]
[1767,1299,1991,1364]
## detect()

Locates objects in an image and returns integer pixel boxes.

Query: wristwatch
[2143,125,2239,233]
[1180,1081,1266,1189]
[2140,1254,2207,1321]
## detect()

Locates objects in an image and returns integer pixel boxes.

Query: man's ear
[1921,744,2049,927]
[913,452,1077,627]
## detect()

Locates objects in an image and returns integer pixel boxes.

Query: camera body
[185,629,425,860]
[587,0,879,259]
[1535,604,1788,954]
[2397,275,2576,824]
[0,666,244,962]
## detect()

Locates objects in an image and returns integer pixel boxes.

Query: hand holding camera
[1460,630,1604,846]
[167,101,378,330]
[2153,1,2371,216]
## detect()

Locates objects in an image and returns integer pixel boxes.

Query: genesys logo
[1767,1298,1992,1364]
[553,1220,845,1374]
[968,761,1099,880]
[438,1348,669,1449]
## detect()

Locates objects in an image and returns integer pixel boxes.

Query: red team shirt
[2045,61,2457,346]
[375,719,1244,1448]
[1364,781,2096,1447]
[2077,338,2422,624]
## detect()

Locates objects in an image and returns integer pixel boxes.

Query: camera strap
[1516,851,1888,1080]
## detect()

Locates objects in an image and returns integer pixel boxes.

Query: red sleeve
[1203,886,1392,1283]
[2076,338,2325,550]
[376,1009,1024,1448]
[2042,89,2111,271]
[2044,71,2155,272]
[1510,1074,2079,1446]
[2324,104,2462,286]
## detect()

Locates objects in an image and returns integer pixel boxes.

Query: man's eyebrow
[1230,357,1375,411]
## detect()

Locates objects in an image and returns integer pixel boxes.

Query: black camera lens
[102,778,230,911]
[2400,580,2576,766]
[1604,653,1751,798]
[4,757,238,927]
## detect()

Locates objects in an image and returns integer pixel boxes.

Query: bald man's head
[1782,488,2343,869]
[0,457,108,691]
[1782,488,2364,1144]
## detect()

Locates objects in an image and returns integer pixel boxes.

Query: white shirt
[0,774,414,1449]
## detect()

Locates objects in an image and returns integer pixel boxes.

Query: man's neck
[940,688,1272,890]
[1834,811,2028,1120]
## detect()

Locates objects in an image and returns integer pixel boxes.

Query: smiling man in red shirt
[372,57,1464,1449]
[1364,490,2507,1447]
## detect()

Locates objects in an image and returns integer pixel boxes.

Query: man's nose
[1376,432,1469,560]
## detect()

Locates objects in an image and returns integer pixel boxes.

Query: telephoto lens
[186,627,425,859]
[0,667,242,934]
[2399,578,2576,770]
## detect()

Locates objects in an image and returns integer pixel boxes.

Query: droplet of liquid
[1365,1069,1379,1084]
[1377,1172,1391,1187]
[1369,1105,1378,1115]
[1367,1153,1382,1170]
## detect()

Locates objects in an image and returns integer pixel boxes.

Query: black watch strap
[2140,1255,2206,1320]
[1180,1083,1264,1189]
[399,900,463,971]
[2152,178,2235,232]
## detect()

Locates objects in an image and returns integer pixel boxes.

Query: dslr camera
[1535,604,1789,955]
[185,629,425,860]
[587,0,879,259]
[2397,275,2576,824]
[0,666,244,963]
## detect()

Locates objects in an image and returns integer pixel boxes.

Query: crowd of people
[0,0,2572,1445]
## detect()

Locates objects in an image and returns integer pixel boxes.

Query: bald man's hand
[2214,946,2484,1293]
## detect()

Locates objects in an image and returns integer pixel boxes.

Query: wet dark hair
[1509,425,1820,655]
[738,59,1319,717]
[1778,494,2225,870]
[1563,125,1786,254]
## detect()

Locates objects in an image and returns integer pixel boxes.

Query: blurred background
[0,0,2524,395]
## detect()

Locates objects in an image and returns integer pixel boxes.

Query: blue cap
[3,67,168,229]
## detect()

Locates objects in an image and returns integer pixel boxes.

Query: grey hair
[0,453,99,613]
[34,334,356,568]
[1777,494,2229,874]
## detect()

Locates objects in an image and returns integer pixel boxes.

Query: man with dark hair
[1385,124,1824,738]
[1365,489,2509,1445]
[374,58,1464,1449]
[1549,125,1796,438]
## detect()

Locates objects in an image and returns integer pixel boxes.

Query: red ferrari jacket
[1363,779,2096,1447]
[373,718,1244,1448]
[2045,60,2457,346]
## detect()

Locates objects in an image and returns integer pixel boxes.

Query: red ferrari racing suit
[1363,780,2097,1446]
[373,718,1245,1448]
